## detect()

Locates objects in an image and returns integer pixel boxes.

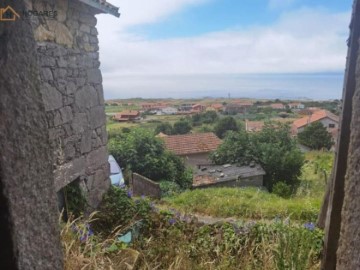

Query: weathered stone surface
[54,157,86,190]
[0,2,63,267]
[54,106,73,126]
[80,130,92,154]
[87,68,102,84]
[41,83,63,111]
[41,67,54,82]
[47,21,73,47]
[33,0,110,210]
[86,146,108,173]
[34,24,55,42]
[56,0,68,22]
[75,85,98,110]
[80,24,91,34]
[89,106,106,129]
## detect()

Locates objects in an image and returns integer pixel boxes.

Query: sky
[96,0,353,100]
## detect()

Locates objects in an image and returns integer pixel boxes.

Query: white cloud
[95,3,351,98]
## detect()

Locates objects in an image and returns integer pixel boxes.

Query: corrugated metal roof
[193,164,266,187]
[78,0,120,17]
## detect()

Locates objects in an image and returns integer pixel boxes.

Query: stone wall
[131,173,161,199]
[0,0,63,267]
[26,0,110,208]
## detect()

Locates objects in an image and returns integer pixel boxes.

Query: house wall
[297,117,339,133]
[193,175,264,189]
[27,0,110,208]
[181,153,212,168]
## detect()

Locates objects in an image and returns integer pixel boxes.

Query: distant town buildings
[287,102,305,109]
[270,103,286,110]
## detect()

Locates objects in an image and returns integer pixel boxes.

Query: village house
[245,120,265,132]
[191,104,206,113]
[113,110,140,122]
[162,132,222,168]
[193,164,266,189]
[287,102,305,109]
[179,103,195,111]
[141,102,167,111]
[225,102,253,114]
[208,103,224,112]
[160,107,178,115]
[270,103,286,110]
[292,110,339,143]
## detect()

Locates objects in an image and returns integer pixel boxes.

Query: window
[329,124,335,128]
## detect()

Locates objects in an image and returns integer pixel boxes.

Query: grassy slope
[164,151,334,222]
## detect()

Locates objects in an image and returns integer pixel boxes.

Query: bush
[298,122,333,150]
[272,182,292,198]
[91,186,150,236]
[214,116,239,138]
[108,128,192,188]
[160,181,182,197]
[173,119,192,134]
[212,122,304,191]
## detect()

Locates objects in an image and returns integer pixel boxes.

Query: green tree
[297,122,334,150]
[155,122,173,135]
[108,128,192,188]
[173,119,192,134]
[213,116,239,138]
[211,122,304,191]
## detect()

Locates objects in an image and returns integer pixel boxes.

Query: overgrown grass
[163,187,321,222]
[163,151,334,222]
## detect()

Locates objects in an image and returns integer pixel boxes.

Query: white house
[161,107,178,115]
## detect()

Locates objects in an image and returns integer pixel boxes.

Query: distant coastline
[103,72,344,101]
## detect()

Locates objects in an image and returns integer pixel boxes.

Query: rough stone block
[34,24,55,42]
[54,156,86,190]
[54,106,73,126]
[40,68,53,82]
[80,24,91,34]
[80,130,92,154]
[86,146,108,174]
[41,83,63,111]
[75,85,98,110]
[87,68,102,84]
[56,0,68,22]
[89,106,106,129]
[72,113,88,134]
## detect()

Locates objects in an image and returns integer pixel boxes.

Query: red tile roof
[162,132,222,155]
[293,110,339,129]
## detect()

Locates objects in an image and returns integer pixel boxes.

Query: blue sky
[97,0,352,100]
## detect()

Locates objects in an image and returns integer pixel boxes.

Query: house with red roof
[113,110,140,122]
[162,132,222,168]
[292,110,339,142]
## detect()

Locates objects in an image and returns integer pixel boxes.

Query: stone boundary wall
[131,173,161,199]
